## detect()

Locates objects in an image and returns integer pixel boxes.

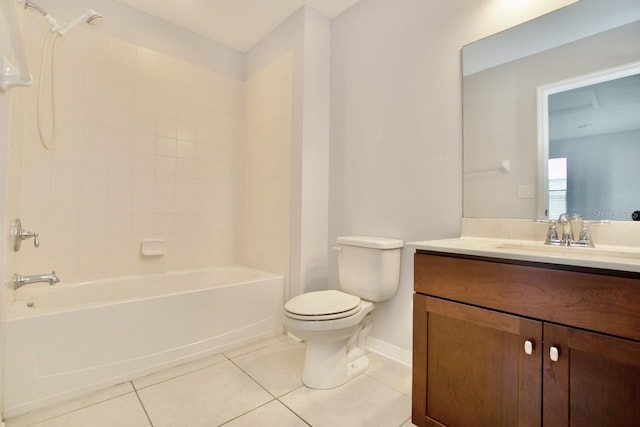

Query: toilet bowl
[285,236,403,389]
[285,290,374,389]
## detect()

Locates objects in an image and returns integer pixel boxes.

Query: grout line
[276,397,312,427]
[216,398,276,426]
[227,358,277,399]
[132,355,229,391]
[400,415,415,427]
[133,383,155,427]
[362,371,410,397]
[222,334,290,360]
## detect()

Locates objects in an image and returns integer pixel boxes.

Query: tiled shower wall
[241,52,293,284]
[13,16,244,284]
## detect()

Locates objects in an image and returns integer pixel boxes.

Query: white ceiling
[111,0,360,52]
[550,73,640,141]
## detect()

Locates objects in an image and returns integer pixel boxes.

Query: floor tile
[5,382,135,427]
[365,353,412,396]
[133,353,227,389]
[6,335,414,427]
[230,338,305,397]
[137,360,272,427]
[280,374,411,427]
[222,400,309,427]
[30,393,150,427]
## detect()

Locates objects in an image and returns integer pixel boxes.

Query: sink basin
[487,242,640,261]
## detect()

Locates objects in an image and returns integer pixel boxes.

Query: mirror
[462,1,640,220]
[540,64,640,220]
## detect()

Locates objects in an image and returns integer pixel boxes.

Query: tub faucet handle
[10,218,40,251]
[26,231,39,248]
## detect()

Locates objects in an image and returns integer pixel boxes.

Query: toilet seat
[285,290,361,321]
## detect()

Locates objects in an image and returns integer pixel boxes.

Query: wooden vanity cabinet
[412,251,640,427]
[542,323,640,427]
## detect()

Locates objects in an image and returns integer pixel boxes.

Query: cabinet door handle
[524,340,534,355]
[549,346,559,362]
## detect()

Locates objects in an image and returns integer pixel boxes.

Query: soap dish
[141,239,166,256]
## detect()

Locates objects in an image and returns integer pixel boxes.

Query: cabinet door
[543,323,640,427]
[413,295,542,427]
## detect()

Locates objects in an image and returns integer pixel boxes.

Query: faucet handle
[21,230,39,248]
[10,219,40,251]
[544,220,559,245]
[577,222,593,246]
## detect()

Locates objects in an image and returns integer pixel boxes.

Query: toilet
[284,236,403,389]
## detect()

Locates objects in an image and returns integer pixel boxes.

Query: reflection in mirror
[541,67,640,220]
[462,1,640,220]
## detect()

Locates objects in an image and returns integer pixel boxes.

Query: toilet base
[300,313,373,389]
[302,339,370,389]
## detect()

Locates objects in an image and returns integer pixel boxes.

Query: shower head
[57,9,103,36]
[24,2,102,35]
[87,13,103,26]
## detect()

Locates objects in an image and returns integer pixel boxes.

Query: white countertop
[408,237,640,273]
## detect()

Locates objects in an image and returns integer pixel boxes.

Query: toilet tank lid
[336,236,404,249]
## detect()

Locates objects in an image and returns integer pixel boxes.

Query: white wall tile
[176,140,195,159]
[51,189,81,213]
[156,137,176,157]
[241,52,293,278]
[13,25,245,284]
[133,132,157,154]
[132,173,155,194]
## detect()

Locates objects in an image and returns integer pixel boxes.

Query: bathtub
[3,265,284,417]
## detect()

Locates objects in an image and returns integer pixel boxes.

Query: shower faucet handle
[10,218,40,251]
[29,231,40,248]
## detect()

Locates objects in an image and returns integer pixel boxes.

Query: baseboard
[367,337,412,367]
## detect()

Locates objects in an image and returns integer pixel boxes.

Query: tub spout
[12,271,60,289]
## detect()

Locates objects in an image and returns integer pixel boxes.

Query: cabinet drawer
[414,251,640,341]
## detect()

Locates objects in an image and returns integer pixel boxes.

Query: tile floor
[5,335,417,427]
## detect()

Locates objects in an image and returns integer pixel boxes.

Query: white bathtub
[3,265,284,417]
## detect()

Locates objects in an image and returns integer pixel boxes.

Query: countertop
[408,237,640,274]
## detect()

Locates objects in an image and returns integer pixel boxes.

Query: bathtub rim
[10,264,283,320]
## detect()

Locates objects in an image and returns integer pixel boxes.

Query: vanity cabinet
[412,251,640,427]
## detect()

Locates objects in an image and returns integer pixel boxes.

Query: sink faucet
[543,214,609,247]
[12,271,60,290]
[557,213,581,245]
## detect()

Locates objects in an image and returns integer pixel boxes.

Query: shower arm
[24,0,46,16]
[57,9,101,36]
[24,0,60,32]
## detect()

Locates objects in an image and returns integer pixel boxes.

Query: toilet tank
[336,236,404,302]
